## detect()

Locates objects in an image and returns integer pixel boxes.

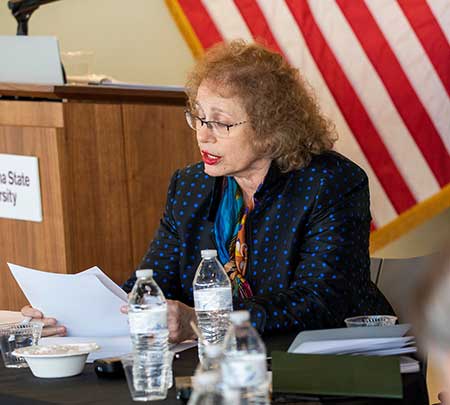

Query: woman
[22,40,392,341]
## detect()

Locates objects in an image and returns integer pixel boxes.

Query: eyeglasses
[185,110,247,138]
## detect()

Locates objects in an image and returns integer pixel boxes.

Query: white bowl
[13,343,99,378]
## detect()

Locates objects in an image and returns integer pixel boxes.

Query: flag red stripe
[178,0,223,49]
[337,0,450,187]
[397,0,450,96]
[233,0,283,54]
[285,0,417,213]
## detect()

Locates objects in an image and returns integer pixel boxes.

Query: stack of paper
[292,336,416,356]
[8,263,197,362]
[8,263,129,337]
[288,325,419,373]
[399,356,420,374]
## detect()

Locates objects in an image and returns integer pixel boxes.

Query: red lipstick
[201,150,221,165]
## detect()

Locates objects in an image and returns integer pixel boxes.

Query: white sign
[0,154,43,222]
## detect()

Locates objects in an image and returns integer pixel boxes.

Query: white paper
[172,340,198,354]
[292,336,414,355]
[8,263,199,365]
[288,324,411,353]
[41,336,197,363]
[400,356,420,374]
[352,347,417,356]
[76,266,128,302]
[288,324,418,365]
[8,263,128,337]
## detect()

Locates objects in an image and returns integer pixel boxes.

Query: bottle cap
[201,249,217,259]
[193,370,219,386]
[230,310,250,325]
[135,269,153,278]
[204,344,222,358]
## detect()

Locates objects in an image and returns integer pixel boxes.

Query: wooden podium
[0,83,199,310]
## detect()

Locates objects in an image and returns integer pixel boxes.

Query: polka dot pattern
[123,152,393,335]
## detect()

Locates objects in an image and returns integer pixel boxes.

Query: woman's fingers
[21,305,66,337]
[41,325,66,337]
[39,318,66,337]
[167,300,181,342]
[21,305,43,319]
[120,294,131,314]
[40,317,57,327]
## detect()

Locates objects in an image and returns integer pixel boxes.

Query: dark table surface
[0,334,429,405]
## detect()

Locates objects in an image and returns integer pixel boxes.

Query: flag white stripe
[201,0,253,42]
[426,0,450,44]
[255,1,316,75]
[366,0,450,153]
[309,0,441,202]
[256,0,397,226]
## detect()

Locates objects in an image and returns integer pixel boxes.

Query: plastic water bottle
[189,344,225,404]
[188,370,226,405]
[193,344,223,377]
[193,249,232,364]
[221,310,270,405]
[196,343,222,373]
[192,343,223,387]
[128,269,170,400]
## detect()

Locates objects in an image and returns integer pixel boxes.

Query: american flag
[166,0,450,251]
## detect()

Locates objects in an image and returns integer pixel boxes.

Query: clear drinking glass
[344,315,398,327]
[60,50,94,77]
[0,322,43,368]
[121,351,173,401]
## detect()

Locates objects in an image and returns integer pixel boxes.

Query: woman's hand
[167,300,197,344]
[120,299,197,344]
[21,305,66,337]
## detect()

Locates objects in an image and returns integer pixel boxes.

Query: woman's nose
[196,125,216,143]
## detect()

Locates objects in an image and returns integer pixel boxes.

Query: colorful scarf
[214,177,254,299]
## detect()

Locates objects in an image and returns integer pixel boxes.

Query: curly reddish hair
[185,40,336,172]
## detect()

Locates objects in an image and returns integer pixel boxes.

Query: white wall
[1,0,448,256]
[0,0,194,85]
[373,207,450,258]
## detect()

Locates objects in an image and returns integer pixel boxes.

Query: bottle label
[194,287,232,311]
[221,353,267,387]
[128,306,167,334]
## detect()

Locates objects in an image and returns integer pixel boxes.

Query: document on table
[8,263,128,337]
[8,263,198,362]
[40,336,198,362]
[291,336,415,355]
[288,324,413,355]
[287,324,419,373]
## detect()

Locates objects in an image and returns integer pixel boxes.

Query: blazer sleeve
[122,170,182,300]
[235,170,374,334]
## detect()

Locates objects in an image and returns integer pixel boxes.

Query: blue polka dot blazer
[123,151,393,334]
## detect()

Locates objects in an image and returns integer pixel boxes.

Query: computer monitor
[0,35,64,85]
